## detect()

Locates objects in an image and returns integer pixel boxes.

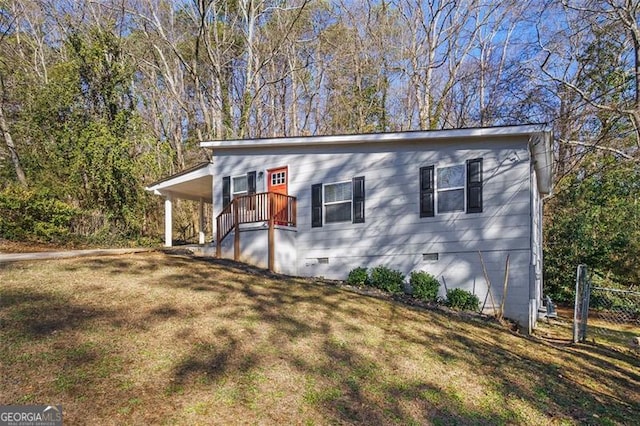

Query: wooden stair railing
[215,192,297,271]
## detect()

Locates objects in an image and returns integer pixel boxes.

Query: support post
[268,193,275,272]
[211,173,216,251]
[164,194,173,247]
[234,202,240,261]
[198,198,205,245]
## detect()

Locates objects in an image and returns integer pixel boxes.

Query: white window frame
[435,164,466,214]
[270,170,286,186]
[323,180,352,224]
[231,174,248,199]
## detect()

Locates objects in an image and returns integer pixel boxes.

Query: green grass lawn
[1,251,638,425]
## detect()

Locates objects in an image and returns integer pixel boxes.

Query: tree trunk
[0,102,27,186]
[631,18,640,147]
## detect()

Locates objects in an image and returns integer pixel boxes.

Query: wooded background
[1,0,638,300]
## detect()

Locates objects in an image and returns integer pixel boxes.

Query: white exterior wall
[212,136,537,329]
[219,226,298,276]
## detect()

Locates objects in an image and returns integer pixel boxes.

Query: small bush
[445,288,480,311]
[369,266,405,294]
[410,271,440,302]
[346,267,368,286]
[0,185,78,242]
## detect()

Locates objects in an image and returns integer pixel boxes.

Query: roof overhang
[201,124,554,195]
[201,124,551,149]
[145,162,214,202]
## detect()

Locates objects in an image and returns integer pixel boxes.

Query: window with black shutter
[419,158,483,216]
[311,176,366,227]
[223,171,257,208]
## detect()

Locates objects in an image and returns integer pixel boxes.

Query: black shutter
[467,158,483,213]
[419,166,435,217]
[222,176,231,208]
[247,171,257,194]
[352,176,365,223]
[311,183,323,228]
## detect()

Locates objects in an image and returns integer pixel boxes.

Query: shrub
[346,267,368,286]
[369,266,405,294]
[410,271,440,302]
[445,288,480,311]
[0,185,78,242]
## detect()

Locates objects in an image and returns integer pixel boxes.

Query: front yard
[1,251,638,424]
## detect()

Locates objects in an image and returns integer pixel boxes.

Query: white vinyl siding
[212,136,536,328]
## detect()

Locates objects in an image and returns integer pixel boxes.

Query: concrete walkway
[0,248,154,263]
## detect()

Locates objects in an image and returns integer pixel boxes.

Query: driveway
[0,248,154,263]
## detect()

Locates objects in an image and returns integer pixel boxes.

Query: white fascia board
[200,124,551,149]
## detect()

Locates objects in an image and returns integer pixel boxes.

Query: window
[437,165,465,213]
[232,175,248,198]
[222,171,257,208]
[271,171,286,186]
[324,181,352,223]
[420,158,483,216]
[311,176,365,227]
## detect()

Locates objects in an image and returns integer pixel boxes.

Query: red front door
[267,167,288,195]
[267,167,288,224]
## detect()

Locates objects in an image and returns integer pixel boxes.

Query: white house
[146,124,554,332]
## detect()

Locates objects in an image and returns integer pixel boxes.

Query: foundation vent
[422,253,439,262]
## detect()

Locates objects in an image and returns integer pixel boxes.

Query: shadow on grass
[2,252,639,424]
[0,288,108,339]
[158,254,640,424]
[0,287,127,401]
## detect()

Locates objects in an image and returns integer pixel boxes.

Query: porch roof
[145,162,214,202]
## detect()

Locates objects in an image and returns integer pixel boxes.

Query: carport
[145,162,215,247]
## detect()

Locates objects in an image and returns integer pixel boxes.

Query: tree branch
[559,138,635,160]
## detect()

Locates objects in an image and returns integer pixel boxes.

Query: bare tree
[539,0,640,160]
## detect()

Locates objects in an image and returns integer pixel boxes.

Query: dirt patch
[0,239,68,253]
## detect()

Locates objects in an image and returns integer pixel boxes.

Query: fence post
[573,264,590,343]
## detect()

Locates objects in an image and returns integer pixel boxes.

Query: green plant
[369,266,405,294]
[0,185,78,242]
[346,267,369,286]
[410,271,440,302]
[445,288,480,311]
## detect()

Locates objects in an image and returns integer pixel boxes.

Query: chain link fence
[573,265,640,353]
[588,286,640,330]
